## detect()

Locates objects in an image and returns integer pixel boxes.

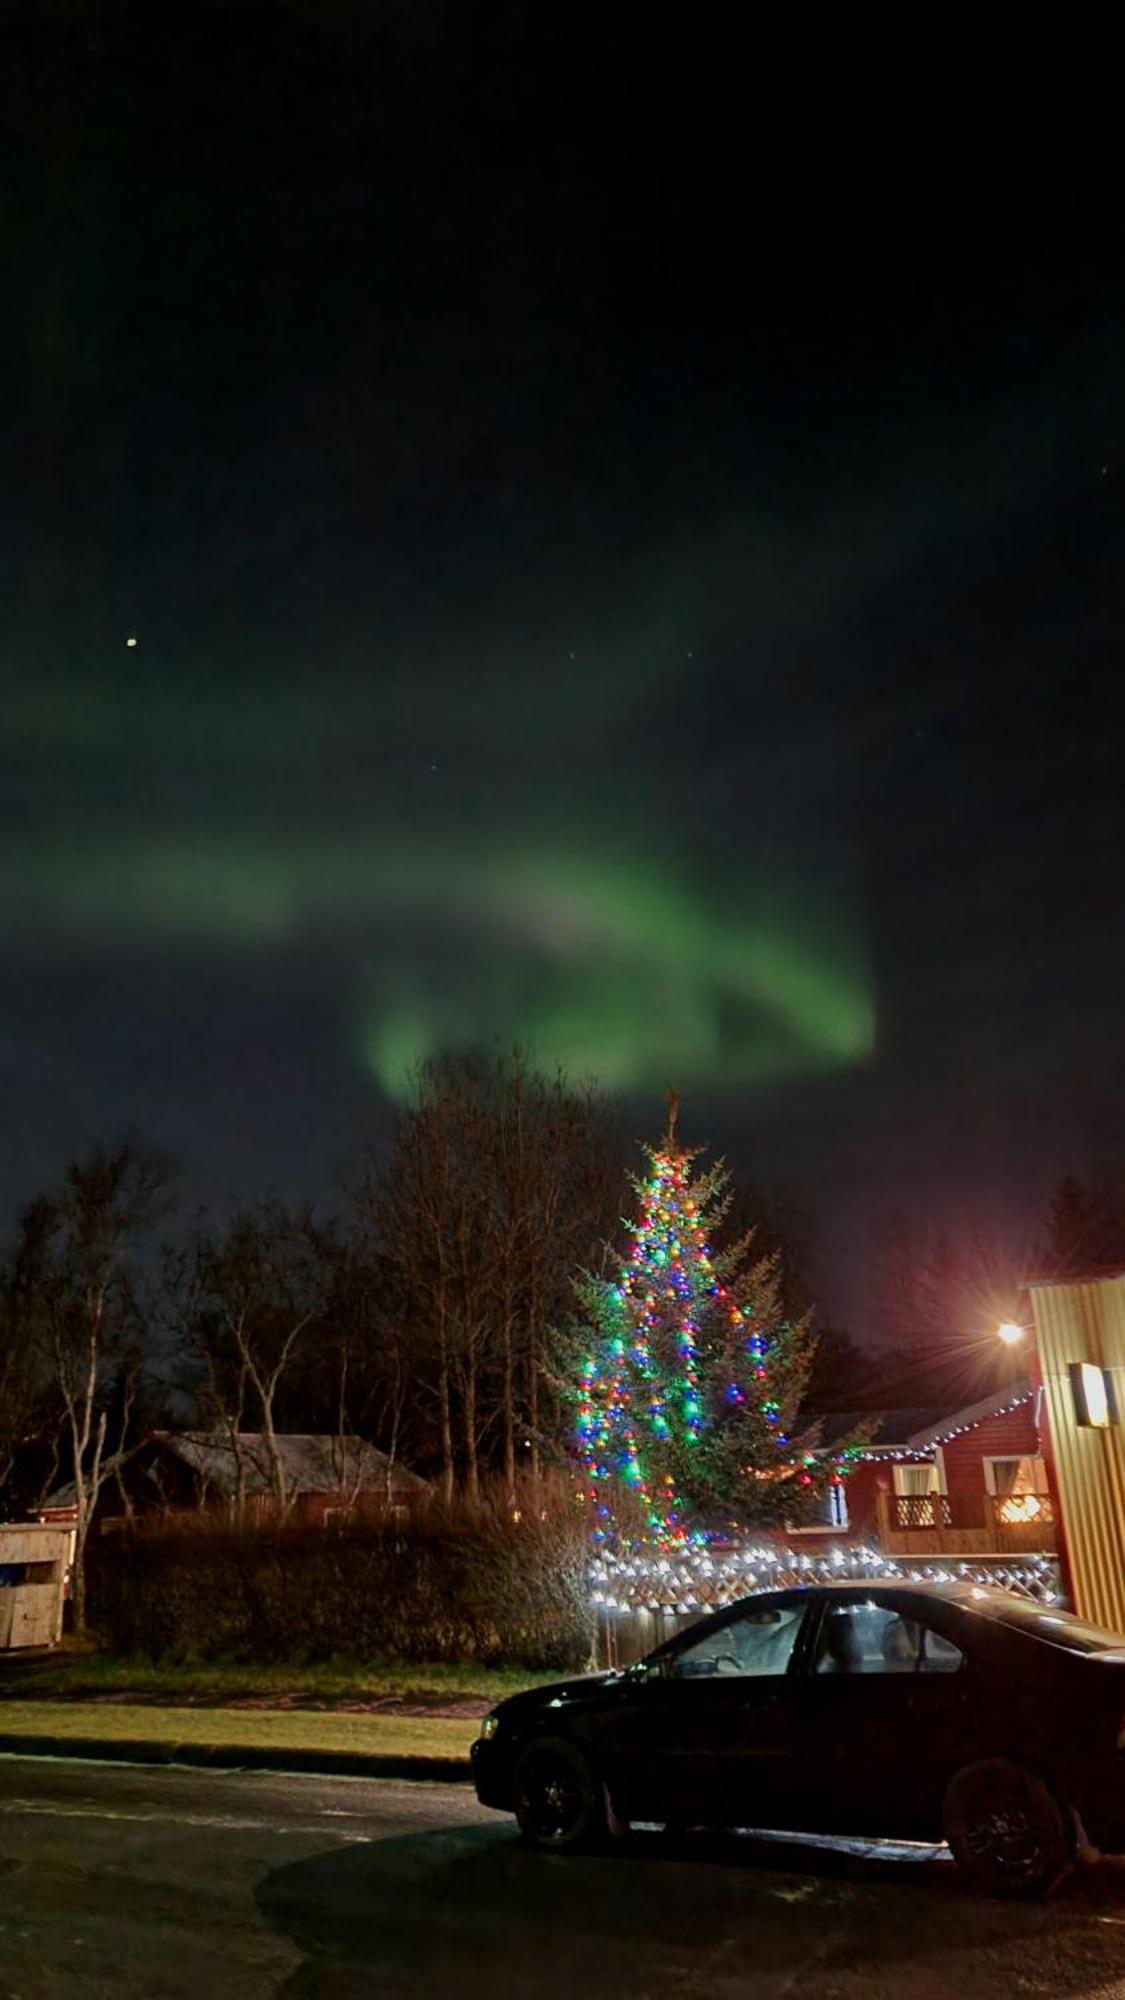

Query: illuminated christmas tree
[576,1097,842,1547]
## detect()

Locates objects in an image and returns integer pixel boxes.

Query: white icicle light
[589,1539,1060,1615]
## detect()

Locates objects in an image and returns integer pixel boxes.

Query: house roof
[815,1407,954,1451]
[901,1381,1034,1450]
[814,1379,1034,1457]
[156,1432,428,1498]
[44,1431,426,1508]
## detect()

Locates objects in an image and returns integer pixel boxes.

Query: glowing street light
[997,1320,1025,1346]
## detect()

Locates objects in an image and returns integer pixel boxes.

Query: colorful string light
[577,1129,837,1549]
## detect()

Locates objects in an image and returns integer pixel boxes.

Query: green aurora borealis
[0,816,873,1099]
[2,522,875,1107]
[9,5,1125,1338]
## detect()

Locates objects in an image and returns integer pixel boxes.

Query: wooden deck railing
[875,1490,1056,1557]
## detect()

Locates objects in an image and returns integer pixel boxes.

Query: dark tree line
[0,1055,629,1620]
[1040,1172,1125,1276]
[0,1149,167,1629]
[5,1043,1116,1623]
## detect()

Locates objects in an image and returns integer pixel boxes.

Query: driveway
[2,1757,1125,1997]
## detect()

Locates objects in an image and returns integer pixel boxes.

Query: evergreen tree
[575,1101,841,1547]
[1041,1173,1125,1275]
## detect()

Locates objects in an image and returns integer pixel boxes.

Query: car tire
[943,1758,1069,1899]
[513,1735,607,1854]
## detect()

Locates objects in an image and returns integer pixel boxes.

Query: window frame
[892,1449,947,1498]
[982,1453,1049,1498]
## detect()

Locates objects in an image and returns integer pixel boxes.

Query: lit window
[984,1456,1049,1519]
[892,1462,940,1498]
[998,1492,1043,1523]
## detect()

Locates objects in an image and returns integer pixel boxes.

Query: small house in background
[42,1431,428,1536]
[800,1379,1055,1560]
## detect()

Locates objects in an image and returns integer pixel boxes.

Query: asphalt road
[3,1757,1125,1999]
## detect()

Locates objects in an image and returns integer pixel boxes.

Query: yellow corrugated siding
[1030,1277,1125,1632]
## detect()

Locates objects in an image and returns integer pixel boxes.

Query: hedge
[88,1505,593,1670]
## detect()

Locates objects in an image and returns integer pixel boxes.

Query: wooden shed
[0,1523,69,1651]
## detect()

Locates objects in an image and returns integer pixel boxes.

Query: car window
[814,1603,963,1675]
[669,1604,805,1679]
[920,1625,963,1672]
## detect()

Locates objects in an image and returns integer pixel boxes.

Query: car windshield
[971,1596,1125,1653]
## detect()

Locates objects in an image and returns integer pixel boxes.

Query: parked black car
[472,1581,1125,1895]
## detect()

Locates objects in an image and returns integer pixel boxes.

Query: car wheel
[513,1735,607,1854]
[943,1759,1069,1899]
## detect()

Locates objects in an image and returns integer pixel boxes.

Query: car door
[795,1592,977,1840]
[594,1593,816,1828]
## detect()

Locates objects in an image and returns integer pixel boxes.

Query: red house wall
[941,1402,1040,1529]
[840,1460,886,1538]
[842,1399,1042,1539]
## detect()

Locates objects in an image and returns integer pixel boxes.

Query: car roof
[722,1579,1062,1621]
[738,1579,1124,1643]
[663,1578,978,1638]
[749,1579,986,1602]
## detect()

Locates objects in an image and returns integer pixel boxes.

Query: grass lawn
[0,1652,563,1709]
[0,1698,476,1761]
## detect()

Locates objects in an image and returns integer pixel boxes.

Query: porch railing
[874,1489,1056,1556]
[988,1493,1055,1551]
[889,1494,952,1531]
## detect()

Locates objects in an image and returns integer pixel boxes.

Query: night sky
[5,12,1124,1327]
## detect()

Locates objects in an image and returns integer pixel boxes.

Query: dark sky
[4,10,1124,1327]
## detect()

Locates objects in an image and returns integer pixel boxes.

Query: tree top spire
[665,1087,680,1153]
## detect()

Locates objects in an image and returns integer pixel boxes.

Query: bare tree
[183,1203,325,1519]
[6,1148,167,1632]
[312,1240,412,1512]
[362,1051,625,1501]
[483,1056,625,1493]
[366,1075,489,1501]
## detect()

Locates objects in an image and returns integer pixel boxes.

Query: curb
[0,1732,473,1783]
